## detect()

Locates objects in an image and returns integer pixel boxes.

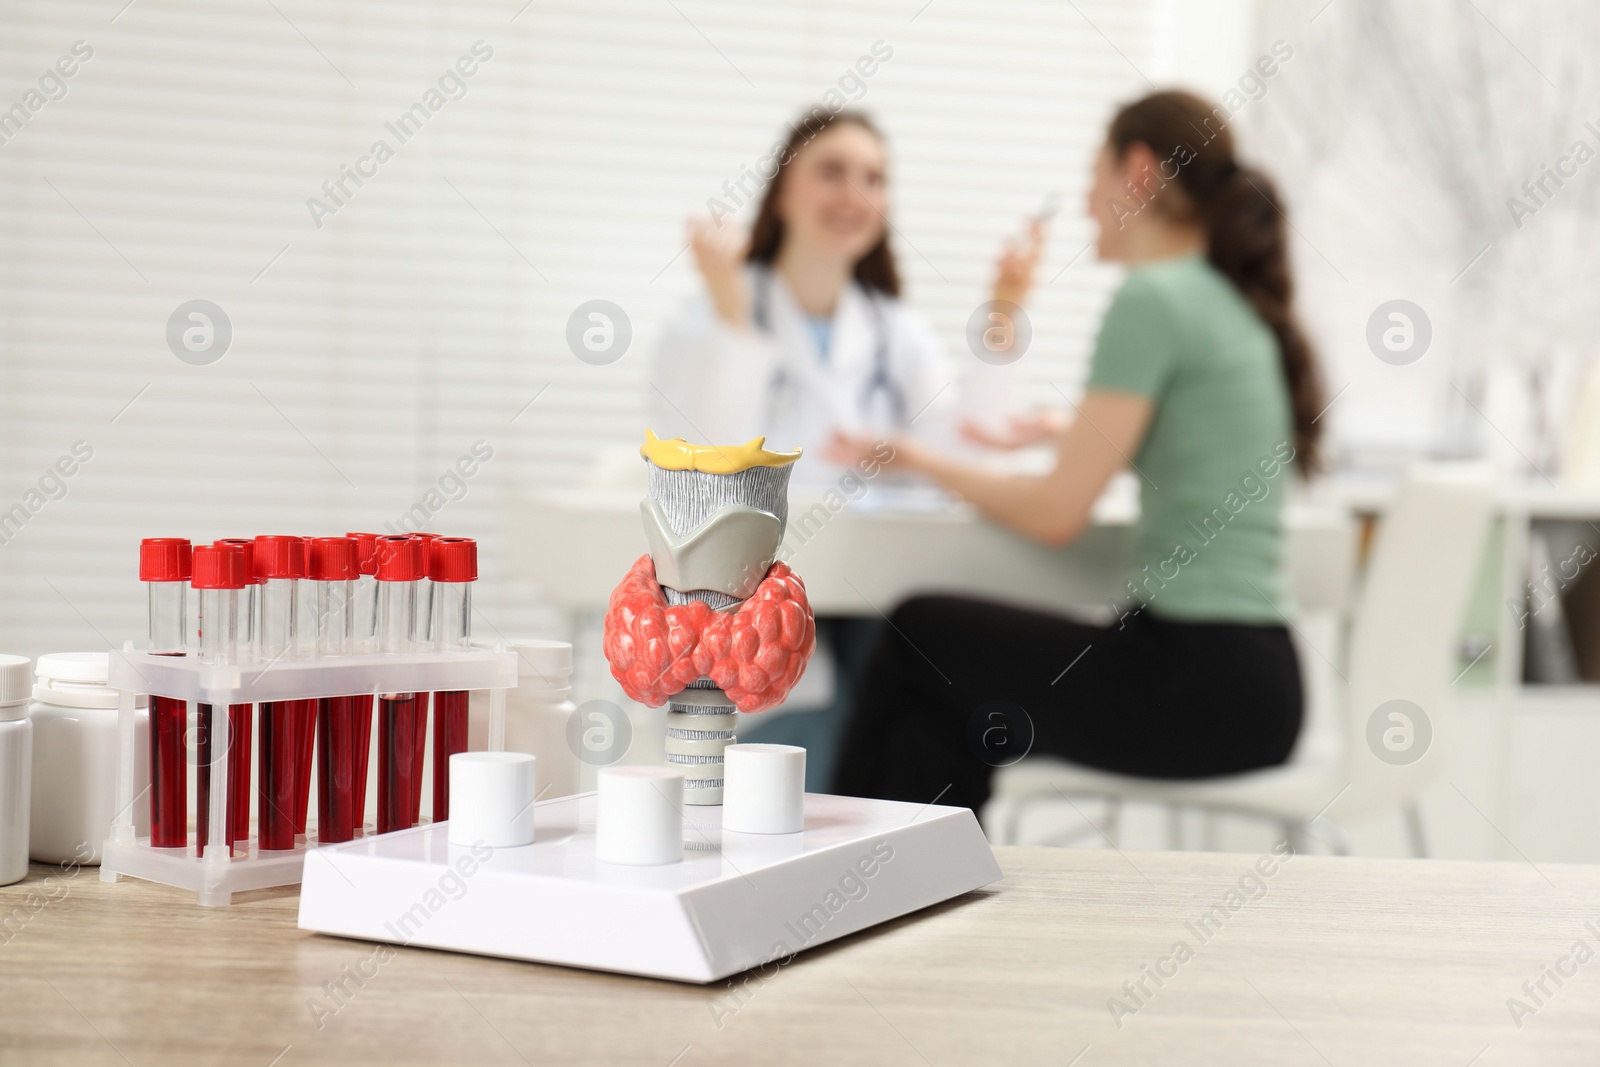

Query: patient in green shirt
[830,89,1327,812]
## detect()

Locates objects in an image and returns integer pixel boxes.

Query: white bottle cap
[447,752,537,848]
[722,744,805,835]
[594,766,684,866]
[33,652,146,709]
[472,637,572,677]
[0,655,31,720]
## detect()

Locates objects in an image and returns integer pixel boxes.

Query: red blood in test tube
[140,538,191,850]
[378,692,423,833]
[375,536,426,833]
[258,708,296,849]
[253,535,306,850]
[212,540,256,846]
[310,536,359,843]
[429,537,477,821]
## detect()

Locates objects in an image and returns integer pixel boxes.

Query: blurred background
[2,0,1598,861]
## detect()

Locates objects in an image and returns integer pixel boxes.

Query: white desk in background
[509,478,1357,619]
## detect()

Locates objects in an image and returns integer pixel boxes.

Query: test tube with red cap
[213,537,257,842]
[253,535,306,850]
[308,536,360,843]
[428,537,477,821]
[345,532,380,832]
[375,535,427,833]
[192,542,251,855]
[139,538,191,849]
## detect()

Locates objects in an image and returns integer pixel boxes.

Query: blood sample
[213,538,257,842]
[192,543,250,855]
[375,535,426,834]
[345,532,380,833]
[139,538,191,850]
[253,535,305,850]
[308,537,359,844]
[428,537,477,822]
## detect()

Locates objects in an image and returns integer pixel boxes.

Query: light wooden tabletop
[0,845,1595,1066]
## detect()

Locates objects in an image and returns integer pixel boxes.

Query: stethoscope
[753,268,906,428]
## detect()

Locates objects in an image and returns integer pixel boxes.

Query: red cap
[253,535,307,580]
[345,532,380,576]
[428,537,478,583]
[374,535,425,582]
[192,543,251,590]
[308,537,359,582]
[139,538,192,582]
[213,539,261,582]
[409,532,443,540]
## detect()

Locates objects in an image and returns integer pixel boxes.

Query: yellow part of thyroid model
[640,429,802,474]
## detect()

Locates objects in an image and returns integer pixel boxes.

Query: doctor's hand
[959,408,1068,450]
[991,216,1048,309]
[687,215,752,330]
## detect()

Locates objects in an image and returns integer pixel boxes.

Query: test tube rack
[100,644,518,906]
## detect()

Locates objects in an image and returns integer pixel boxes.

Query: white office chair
[983,468,1495,856]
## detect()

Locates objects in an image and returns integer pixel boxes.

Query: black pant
[831,596,1303,812]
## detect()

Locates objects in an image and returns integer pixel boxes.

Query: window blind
[0,0,1153,659]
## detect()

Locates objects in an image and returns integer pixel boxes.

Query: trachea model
[603,431,816,805]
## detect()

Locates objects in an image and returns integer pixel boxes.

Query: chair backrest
[1340,467,1495,815]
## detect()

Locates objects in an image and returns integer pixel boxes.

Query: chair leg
[1103,799,1122,849]
[1403,802,1428,858]
[1309,816,1351,856]
[1000,799,1024,847]
[1166,805,1183,851]
[983,796,1013,845]
[1281,819,1314,855]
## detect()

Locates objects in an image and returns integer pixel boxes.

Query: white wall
[0,0,1160,660]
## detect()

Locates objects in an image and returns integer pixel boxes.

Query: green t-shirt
[1086,254,1296,624]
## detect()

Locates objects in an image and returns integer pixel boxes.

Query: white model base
[298,791,1002,984]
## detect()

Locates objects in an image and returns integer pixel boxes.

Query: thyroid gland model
[602,431,817,805]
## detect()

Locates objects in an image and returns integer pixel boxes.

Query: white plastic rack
[100,644,517,906]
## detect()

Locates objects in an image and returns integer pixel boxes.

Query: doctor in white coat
[653,109,1044,483]
[651,108,1046,788]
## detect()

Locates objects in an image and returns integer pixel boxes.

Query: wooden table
[2,847,1595,1065]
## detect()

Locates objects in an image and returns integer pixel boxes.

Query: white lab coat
[652,266,956,485]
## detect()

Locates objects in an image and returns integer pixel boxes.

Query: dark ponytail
[1108,91,1324,474]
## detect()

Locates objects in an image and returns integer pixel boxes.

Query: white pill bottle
[469,638,578,798]
[0,655,33,886]
[28,653,149,866]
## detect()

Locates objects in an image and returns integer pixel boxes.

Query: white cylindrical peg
[448,752,537,848]
[595,766,684,866]
[721,744,805,835]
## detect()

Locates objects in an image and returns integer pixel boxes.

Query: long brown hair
[746,110,901,298]
[1108,91,1324,474]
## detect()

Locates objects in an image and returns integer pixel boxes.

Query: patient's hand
[823,430,904,472]
[991,216,1048,310]
[959,409,1068,450]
